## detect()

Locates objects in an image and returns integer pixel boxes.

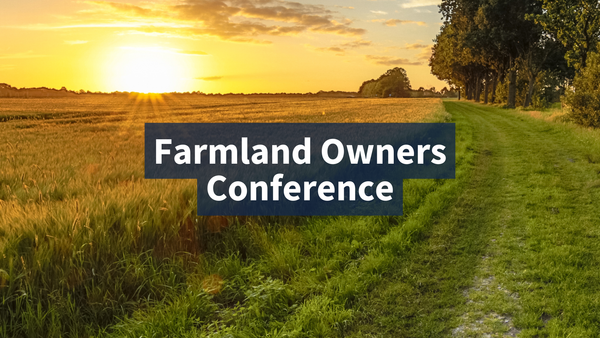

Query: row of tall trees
[430,0,599,113]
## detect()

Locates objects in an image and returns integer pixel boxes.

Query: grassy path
[351,101,600,337]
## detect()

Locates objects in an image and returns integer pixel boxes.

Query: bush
[565,49,600,128]
[531,92,549,110]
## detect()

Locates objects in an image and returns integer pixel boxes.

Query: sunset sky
[0,0,446,94]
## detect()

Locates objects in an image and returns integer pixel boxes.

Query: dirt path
[350,101,600,337]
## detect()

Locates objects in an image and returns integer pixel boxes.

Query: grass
[4,96,600,337]
[0,95,453,337]
[514,102,573,124]
[348,101,600,337]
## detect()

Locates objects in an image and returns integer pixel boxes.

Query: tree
[431,23,472,99]
[475,0,543,107]
[565,47,600,127]
[432,0,547,107]
[358,68,412,98]
[520,37,571,108]
[533,0,600,69]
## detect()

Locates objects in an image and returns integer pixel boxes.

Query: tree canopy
[532,0,600,69]
[358,68,412,98]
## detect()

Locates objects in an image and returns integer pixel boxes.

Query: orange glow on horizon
[0,1,448,94]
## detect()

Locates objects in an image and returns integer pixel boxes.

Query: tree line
[430,0,600,126]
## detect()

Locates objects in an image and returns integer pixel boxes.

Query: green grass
[3,97,600,337]
[348,101,600,337]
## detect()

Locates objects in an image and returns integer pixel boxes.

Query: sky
[0,0,447,94]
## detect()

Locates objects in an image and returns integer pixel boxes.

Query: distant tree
[358,68,412,98]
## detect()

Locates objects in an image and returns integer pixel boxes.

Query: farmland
[4,96,600,337]
[0,96,452,337]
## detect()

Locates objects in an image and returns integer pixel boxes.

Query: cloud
[64,40,89,45]
[416,47,432,62]
[335,5,354,9]
[310,38,372,56]
[404,43,430,50]
[119,27,273,44]
[37,0,366,43]
[365,55,422,66]
[383,19,427,27]
[400,0,441,9]
[384,44,432,62]
[314,46,346,56]
[196,76,223,81]
[370,10,388,15]
[341,39,372,48]
[87,1,164,17]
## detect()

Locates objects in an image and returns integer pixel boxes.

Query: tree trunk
[474,76,481,102]
[467,81,473,100]
[507,58,517,108]
[466,82,472,100]
[491,73,499,104]
[484,75,490,104]
[470,82,474,100]
[458,87,461,100]
[523,72,536,108]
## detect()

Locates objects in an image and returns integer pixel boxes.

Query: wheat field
[0,95,448,337]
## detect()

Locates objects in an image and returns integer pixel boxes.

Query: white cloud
[400,0,441,9]
[370,10,388,15]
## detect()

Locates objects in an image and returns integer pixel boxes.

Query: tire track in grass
[458,103,600,337]
[349,101,507,337]
[350,101,600,337]
[449,102,528,338]
[449,102,600,337]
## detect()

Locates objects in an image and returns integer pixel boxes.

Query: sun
[106,47,193,93]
